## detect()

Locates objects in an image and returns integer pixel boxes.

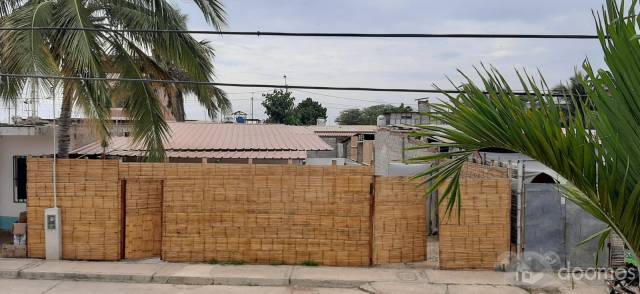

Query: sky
[2,0,607,124]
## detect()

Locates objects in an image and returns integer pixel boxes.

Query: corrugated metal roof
[165,123,329,151]
[71,123,330,159]
[81,149,307,159]
[316,132,357,137]
[305,125,378,133]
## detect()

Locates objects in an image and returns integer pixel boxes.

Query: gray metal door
[524,183,566,270]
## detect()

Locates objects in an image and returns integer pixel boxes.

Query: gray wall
[387,113,429,126]
[565,201,609,268]
[524,183,609,269]
[374,128,433,176]
[524,184,566,270]
[307,137,349,159]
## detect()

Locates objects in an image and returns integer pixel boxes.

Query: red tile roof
[72,122,331,159]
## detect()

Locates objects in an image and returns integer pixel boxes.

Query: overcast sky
[3,0,607,124]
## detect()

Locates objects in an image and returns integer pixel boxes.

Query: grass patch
[300,260,319,266]
[208,259,246,265]
[270,261,284,266]
[224,259,246,265]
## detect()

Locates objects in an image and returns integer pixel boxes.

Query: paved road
[2,278,608,293]
[1,279,368,294]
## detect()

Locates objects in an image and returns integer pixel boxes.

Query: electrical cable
[0,27,602,39]
[0,73,568,96]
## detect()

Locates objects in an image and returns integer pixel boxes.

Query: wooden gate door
[124,180,163,259]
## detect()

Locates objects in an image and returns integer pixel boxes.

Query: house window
[13,156,27,203]
[363,133,375,140]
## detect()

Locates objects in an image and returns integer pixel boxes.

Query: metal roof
[316,132,357,137]
[71,122,331,159]
[80,149,308,159]
[305,125,378,134]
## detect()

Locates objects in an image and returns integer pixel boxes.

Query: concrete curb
[19,271,155,283]
[0,259,42,279]
[0,259,571,292]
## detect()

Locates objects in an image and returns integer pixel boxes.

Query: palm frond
[107,37,169,162]
[415,0,640,255]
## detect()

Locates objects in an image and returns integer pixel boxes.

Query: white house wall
[0,127,54,230]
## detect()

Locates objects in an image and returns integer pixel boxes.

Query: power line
[0,27,602,39]
[296,89,397,104]
[1,73,567,96]
[225,90,271,95]
[3,96,256,102]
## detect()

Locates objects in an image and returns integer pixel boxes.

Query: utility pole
[250,92,254,119]
[283,74,288,93]
[30,78,38,118]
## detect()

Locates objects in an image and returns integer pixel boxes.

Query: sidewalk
[0,258,607,294]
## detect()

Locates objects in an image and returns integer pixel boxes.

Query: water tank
[376,115,386,127]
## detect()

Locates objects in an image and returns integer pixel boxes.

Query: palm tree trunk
[56,86,73,158]
[171,90,186,122]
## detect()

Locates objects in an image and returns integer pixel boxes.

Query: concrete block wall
[374,128,435,176]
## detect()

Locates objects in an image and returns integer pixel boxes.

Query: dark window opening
[479,147,516,153]
[531,173,557,183]
[13,156,27,203]
[363,133,375,140]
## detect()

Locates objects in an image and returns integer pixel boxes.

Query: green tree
[553,72,591,120]
[335,108,363,125]
[0,0,229,161]
[295,97,327,125]
[361,103,412,124]
[262,90,297,124]
[336,103,412,125]
[414,0,640,255]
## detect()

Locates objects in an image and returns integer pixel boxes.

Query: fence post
[120,179,127,260]
[369,175,376,266]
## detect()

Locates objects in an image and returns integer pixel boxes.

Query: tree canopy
[261,90,327,125]
[262,90,297,124]
[295,97,327,125]
[336,104,412,125]
[552,72,591,120]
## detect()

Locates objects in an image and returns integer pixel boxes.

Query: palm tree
[0,0,229,161]
[152,58,230,122]
[413,0,640,256]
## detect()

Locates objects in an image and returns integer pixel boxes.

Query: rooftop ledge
[0,124,51,136]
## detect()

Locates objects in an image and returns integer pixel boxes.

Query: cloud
[19,0,608,124]
[176,1,607,123]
